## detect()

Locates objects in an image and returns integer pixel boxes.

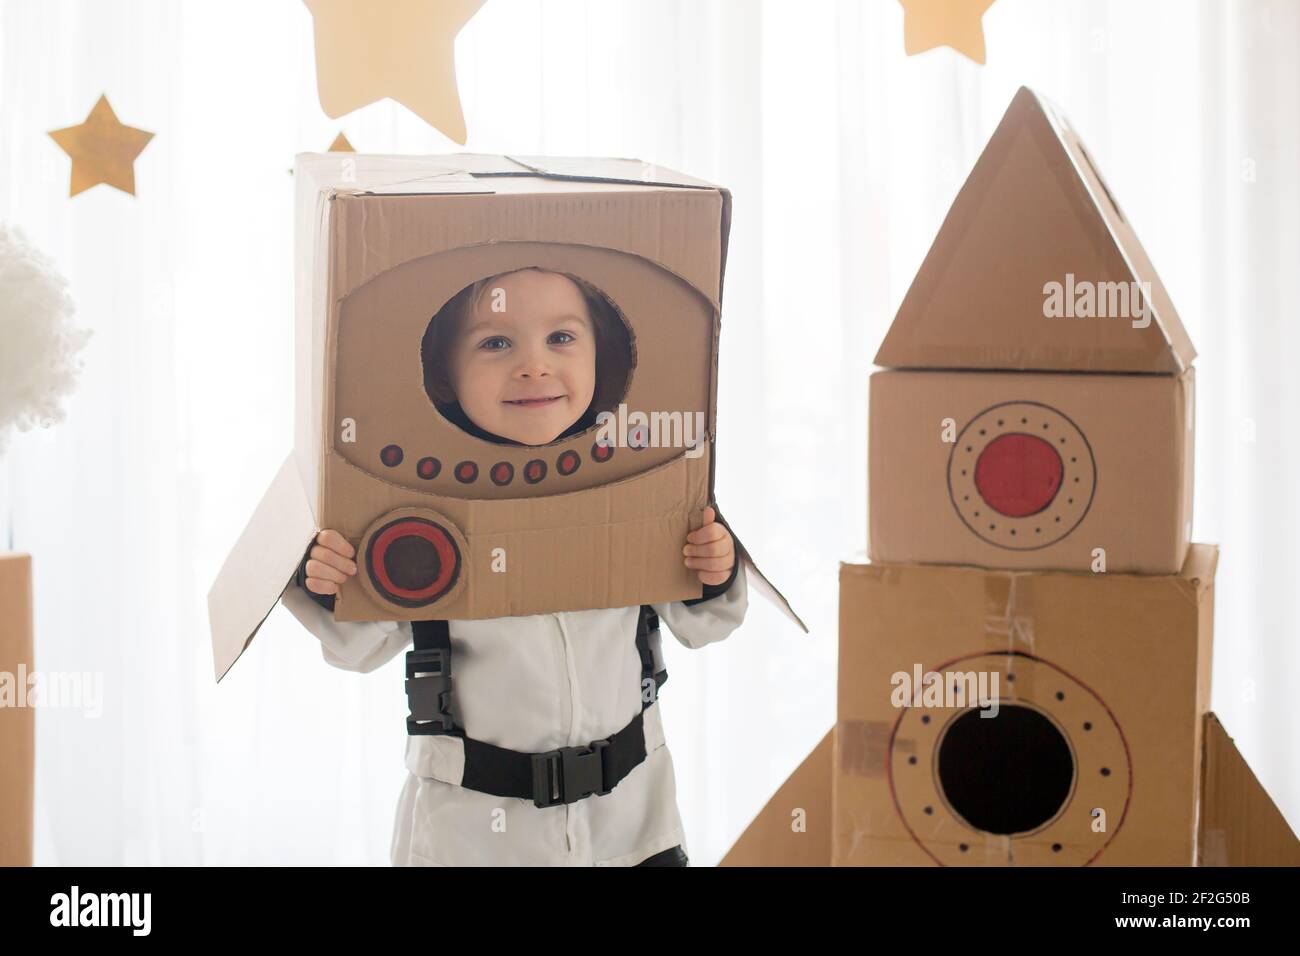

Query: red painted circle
[592,441,613,462]
[490,462,514,486]
[974,433,1063,518]
[557,450,580,476]
[524,459,547,484]
[368,518,459,603]
[454,461,478,484]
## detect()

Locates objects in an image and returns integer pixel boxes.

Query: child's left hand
[683,506,736,586]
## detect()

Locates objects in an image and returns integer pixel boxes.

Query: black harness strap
[406,620,454,734]
[636,605,667,706]
[406,606,667,809]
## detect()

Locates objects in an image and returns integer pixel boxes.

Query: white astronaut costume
[280,562,749,866]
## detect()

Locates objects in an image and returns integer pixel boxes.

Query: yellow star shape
[898,0,997,64]
[48,94,154,197]
[304,0,486,144]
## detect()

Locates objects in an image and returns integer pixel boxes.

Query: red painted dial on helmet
[365,516,462,608]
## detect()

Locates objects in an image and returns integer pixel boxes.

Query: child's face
[447,270,598,446]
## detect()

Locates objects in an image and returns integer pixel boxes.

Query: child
[280,267,747,866]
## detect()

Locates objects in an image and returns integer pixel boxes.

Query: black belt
[405,606,667,809]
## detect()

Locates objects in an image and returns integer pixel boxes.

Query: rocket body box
[834,550,1216,867]
[869,87,1197,574]
[208,154,797,681]
[721,550,1300,867]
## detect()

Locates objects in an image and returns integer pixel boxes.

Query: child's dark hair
[421,267,634,422]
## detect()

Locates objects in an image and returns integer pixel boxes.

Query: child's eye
[549,331,576,345]
[478,336,510,351]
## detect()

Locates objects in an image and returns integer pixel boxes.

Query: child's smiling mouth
[503,395,565,408]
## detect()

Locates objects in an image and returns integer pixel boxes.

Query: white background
[0,0,1295,864]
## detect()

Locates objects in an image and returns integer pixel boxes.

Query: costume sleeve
[285,542,412,672]
[281,578,412,674]
[652,559,749,650]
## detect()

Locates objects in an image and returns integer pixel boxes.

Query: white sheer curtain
[0,0,1294,865]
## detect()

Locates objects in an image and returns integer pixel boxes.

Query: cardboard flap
[1199,712,1300,866]
[437,153,535,176]
[505,155,719,190]
[295,152,494,196]
[876,86,1195,374]
[743,556,809,634]
[208,454,318,682]
[719,728,833,866]
[713,503,808,633]
[1180,542,1219,593]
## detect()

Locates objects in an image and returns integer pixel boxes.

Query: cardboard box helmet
[208,154,802,681]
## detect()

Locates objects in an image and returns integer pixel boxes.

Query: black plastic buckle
[405,649,454,735]
[530,740,611,808]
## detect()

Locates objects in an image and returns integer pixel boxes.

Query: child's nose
[513,346,552,377]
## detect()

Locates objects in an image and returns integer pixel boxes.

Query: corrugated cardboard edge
[1175,368,1197,566]
[0,553,34,866]
[718,728,833,866]
[1198,712,1300,866]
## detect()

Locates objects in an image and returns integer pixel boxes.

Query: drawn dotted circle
[947,401,1096,550]
[416,457,441,481]
[888,651,1132,867]
[489,462,514,487]
[523,459,547,484]
[592,441,614,463]
[454,460,478,484]
[380,444,404,468]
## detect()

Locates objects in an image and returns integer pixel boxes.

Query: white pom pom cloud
[0,223,90,455]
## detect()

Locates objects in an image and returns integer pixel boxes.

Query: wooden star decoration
[898,0,997,65]
[48,94,154,197]
[304,0,486,144]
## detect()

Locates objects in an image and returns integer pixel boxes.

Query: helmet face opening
[332,240,714,502]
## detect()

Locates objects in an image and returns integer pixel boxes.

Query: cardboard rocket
[721,88,1297,866]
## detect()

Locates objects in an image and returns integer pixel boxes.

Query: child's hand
[683,506,735,586]
[304,529,358,597]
